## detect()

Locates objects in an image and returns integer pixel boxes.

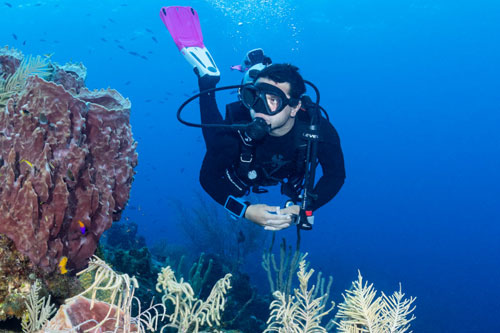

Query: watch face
[226,197,245,216]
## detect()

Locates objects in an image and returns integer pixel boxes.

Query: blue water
[2,0,499,331]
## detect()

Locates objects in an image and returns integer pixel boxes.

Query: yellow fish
[20,159,33,168]
[59,256,68,274]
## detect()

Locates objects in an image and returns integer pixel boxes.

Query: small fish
[12,33,17,40]
[117,45,125,50]
[128,51,139,56]
[20,159,33,168]
[145,99,152,103]
[43,53,54,59]
[151,36,158,43]
[100,37,107,42]
[140,55,148,60]
[59,256,68,274]
[40,38,47,42]
[4,2,12,8]
[108,18,116,23]
[145,28,153,33]
[21,109,30,115]
[78,220,86,234]
[124,81,131,85]
[22,40,26,45]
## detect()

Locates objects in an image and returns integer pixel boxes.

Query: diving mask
[240,82,299,116]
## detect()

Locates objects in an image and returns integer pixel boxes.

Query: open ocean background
[1,0,499,331]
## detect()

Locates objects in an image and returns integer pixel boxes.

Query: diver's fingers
[263,207,291,220]
[264,226,281,231]
[264,222,291,231]
[265,218,292,230]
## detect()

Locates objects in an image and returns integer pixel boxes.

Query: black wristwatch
[224,195,250,220]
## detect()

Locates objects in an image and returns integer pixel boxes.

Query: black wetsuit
[198,79,345,211]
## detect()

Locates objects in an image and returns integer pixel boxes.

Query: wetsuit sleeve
[198,75,224,150]
[310,121,346,211]
[199,147,248,206]
[198,77,249,205]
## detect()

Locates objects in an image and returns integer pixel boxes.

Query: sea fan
[335,271,416,333]
[0,54,51,107]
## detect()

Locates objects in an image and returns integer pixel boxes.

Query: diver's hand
[197,70,220,90]
[244,204,292,231]
[281,204,300,216]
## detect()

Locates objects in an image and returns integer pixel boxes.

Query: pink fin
[160,6,205,51]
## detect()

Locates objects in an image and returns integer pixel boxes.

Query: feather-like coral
[156,265,232,333]
[335,271,416,333]
[21,280,56,333]
[0,54,50,107]
[265,259,335,333]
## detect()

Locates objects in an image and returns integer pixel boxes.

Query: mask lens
[241,83,289,115]
[240,86,258,109]
[264,93,283,113]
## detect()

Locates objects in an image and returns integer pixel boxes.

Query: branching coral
[335,271,416,333]
[262,237,307,296]
[156,266,232,333]
[265,259,335,333]
[21,280,56,332]
[0,53,50,107]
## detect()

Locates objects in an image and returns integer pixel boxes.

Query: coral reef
[0,234,81,324]
[31,254,416,333]
[0,47,138,273]
[0,235,35,321]
[99,221,160,310]
[101,220,146,251]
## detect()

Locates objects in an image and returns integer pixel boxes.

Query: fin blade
[160,6,205,51]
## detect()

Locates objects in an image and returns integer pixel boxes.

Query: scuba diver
[161,6,345,231]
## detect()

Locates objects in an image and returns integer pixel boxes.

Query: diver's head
[255,63,306,101]
[241,64,305,136]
